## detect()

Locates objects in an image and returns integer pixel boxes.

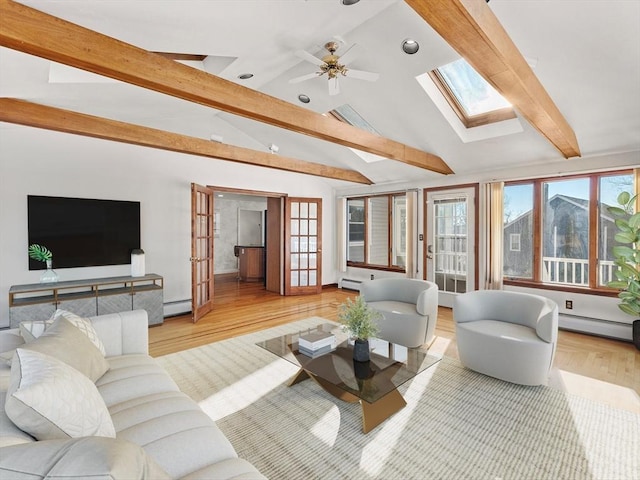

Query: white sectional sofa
[0,309,266,480]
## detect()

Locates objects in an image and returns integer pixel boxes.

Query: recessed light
[237,73,253,80]
[401,39,419,55]
[341,0,360,5]
[298,94,311,104]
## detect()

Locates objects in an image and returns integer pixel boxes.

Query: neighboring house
[503,194,617,282]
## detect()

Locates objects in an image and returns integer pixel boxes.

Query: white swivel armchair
[453,290,558,386]
[359,278,438,348]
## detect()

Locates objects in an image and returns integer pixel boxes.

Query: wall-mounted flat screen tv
[28,195,141,270]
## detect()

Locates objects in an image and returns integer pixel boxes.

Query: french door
[190,183,215,322]
[285,197,322,295]
[425,187,477,308]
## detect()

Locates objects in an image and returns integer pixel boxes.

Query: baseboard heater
[559,313,632,342]
[339,278,362,291]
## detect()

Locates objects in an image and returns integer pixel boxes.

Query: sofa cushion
[0,436,171,480]
[18,319,54,343]
[18,316,109,382]
[5,349,116,441]
[96,355,180,407]
[110,390,240,479]
[50,309,107,355]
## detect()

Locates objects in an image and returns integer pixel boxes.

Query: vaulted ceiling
[1,0,639,186]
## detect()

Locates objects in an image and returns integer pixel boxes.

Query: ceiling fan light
[341,0,360,5]
[402,39,419,55]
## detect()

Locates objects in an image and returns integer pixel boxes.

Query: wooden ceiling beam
[0,0,453,175]
[406,0,581,159]
[0,98,373,185]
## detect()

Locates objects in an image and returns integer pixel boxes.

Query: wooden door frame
[208,186,287,294]
[423,183,480,291]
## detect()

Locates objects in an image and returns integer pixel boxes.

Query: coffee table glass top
[256,323,441,404]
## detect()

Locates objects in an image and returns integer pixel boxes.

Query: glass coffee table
[256,323,441,433]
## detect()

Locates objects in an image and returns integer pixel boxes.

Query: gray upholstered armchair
[453,290,558,386]
[359,278,439,348]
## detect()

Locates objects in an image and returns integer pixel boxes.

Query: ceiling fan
[289,41,379,96]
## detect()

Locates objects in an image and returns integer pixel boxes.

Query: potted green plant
[338,295,381,362]
[28,244,58,283]
[607,191,640,350]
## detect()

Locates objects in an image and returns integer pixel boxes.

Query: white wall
[0,125,338,327]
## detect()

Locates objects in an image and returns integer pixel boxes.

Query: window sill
[346,263,406,274]
[503,279,620,298]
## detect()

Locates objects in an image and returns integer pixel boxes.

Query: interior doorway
[209,187,286,296]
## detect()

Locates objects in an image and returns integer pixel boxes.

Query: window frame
[429,69,516,128]
[503,169,633,296]
[346,193,407,272]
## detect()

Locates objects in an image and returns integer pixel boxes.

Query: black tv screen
[28,195,141,270]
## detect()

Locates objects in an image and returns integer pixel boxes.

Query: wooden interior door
[285,197,322,295]
[265,196,283,293]
[190,183,215,322]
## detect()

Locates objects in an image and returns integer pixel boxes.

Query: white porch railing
[542,257,615,286]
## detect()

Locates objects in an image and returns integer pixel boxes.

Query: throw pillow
[18,319,54,343]
[49,309,107,356]
[19,316,109,382]
[5,348,116,441]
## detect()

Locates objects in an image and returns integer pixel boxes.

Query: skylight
[430,58,516,128]
[328,104,379,135]
[327,104,386,163]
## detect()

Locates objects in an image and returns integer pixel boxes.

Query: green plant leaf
[614,218,632,233]
[619,303,640,317]
[608,280,628,289]
[612,245,637,260]
[614,232,637,244]
[28,244,52,262]
[629,212,640,229]
[607,206,627,217]
[617,191,631,206]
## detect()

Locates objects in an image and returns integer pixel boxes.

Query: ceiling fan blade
[328,76,340,96]
[295,49,324,66]
[289,72,320,84]
[345,69,380,82]
[337,43,361,66]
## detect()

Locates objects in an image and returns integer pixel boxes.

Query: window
[503,183,534,279]
[503,171,634,290]
[509,234,521,252]
[346,193,407,270]
[430,58,516,128]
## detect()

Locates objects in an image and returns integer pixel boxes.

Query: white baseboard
[559,313,632,342]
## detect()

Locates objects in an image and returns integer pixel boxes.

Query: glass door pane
[286,198,322,294]
[426,187,476,308]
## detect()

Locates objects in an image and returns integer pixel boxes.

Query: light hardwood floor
[149,276,640,412]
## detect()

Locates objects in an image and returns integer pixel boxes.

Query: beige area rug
[158,317,640,480]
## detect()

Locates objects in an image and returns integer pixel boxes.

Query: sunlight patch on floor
[197,360,294,420]
[359,360,439,476]
[549,368,640,414]
[310,405,341,446]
